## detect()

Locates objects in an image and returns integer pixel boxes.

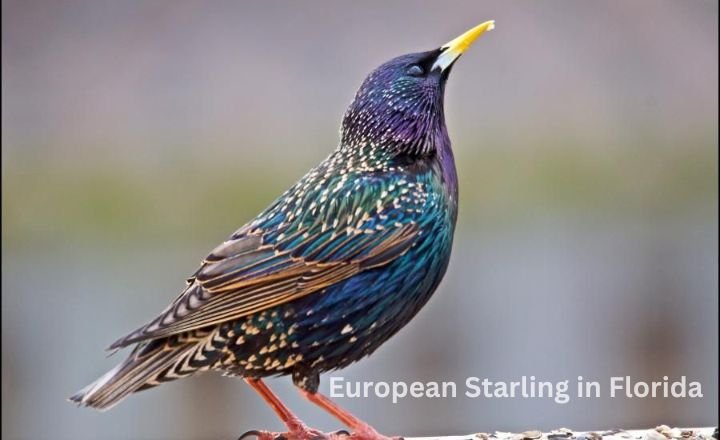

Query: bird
[70,20,495,440]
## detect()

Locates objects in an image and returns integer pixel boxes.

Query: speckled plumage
[72,48,462,410]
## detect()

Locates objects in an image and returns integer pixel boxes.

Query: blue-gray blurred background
[2,1,718,439]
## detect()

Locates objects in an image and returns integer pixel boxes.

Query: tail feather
[69,330,223,410]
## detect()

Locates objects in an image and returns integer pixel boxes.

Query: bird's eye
[406,65,424,77]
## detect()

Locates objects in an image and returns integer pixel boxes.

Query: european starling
[70,21,495,440]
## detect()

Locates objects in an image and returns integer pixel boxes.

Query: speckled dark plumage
[71,42,470,411]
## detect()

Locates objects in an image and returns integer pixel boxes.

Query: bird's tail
[69,330,222,410]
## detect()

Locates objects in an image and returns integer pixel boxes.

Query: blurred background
[2,1,717,439]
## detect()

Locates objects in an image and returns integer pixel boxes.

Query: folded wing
[110,171,422,349]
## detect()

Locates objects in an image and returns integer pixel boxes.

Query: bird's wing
[110,170,424,349]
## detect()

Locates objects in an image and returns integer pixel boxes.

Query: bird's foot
[239,428,351,440]
[238,424,402,440]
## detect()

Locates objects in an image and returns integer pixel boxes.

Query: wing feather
[110,222,419,349]
[109,168,425,349]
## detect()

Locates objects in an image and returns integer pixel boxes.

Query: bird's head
[341,21,494,157]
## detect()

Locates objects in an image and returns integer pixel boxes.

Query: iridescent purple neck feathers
[340,51,451,157]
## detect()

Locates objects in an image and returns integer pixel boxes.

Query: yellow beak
[432,20,495,72]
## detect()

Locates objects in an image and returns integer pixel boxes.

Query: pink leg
[244,379,342,440]
[245,379,306,432]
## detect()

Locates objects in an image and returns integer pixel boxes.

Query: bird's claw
[239,425,403,440]
[239,430,277,440]
[239,428,351,440]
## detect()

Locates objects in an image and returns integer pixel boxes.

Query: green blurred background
[2,1,717,439]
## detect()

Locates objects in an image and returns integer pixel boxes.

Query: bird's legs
[299,389,401,440]
[242,378,342,440]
